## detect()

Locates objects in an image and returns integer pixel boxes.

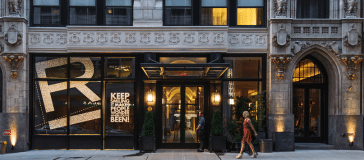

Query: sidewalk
[1,149,364,160]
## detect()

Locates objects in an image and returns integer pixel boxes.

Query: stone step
[295,143,335,150]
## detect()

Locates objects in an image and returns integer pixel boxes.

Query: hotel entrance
[157,83,209,148]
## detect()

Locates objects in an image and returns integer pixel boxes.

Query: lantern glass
[229,98,234,105]
[213,92,220,103]
[147,92,153,102]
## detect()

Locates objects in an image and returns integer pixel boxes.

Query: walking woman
[236,111,258,159]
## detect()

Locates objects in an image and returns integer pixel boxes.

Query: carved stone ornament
[274,0,287,17]
[341,55,363,80]
[213,33,224,44]
[343,24,361,47]
[345,0,359,17]
[273,25,291,47]
[0,43,3,53]
[2,53,24,79]
[4,23,22,46]
[184,33,195,44]
[291,41,341,55]
[8,0,22,16]
[271,55,292,80]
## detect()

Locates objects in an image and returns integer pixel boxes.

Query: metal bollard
[0,141,7,154]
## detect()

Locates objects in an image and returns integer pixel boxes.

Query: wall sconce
[147,89,154,102]
[348,133,354,146]
[213,90,220,104]
[229,97,235,105]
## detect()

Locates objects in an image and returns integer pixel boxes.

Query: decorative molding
[140,33,151,44]
[125,33,136,44]
[56,34,67,45]
[242,35,254,46]
[184,33,195,44]
[97,33,108,44]
[271,55,292,80]
[155,33,165,44]
[344,0,359,18]
[0,43,3,53]
[273,25,290,47]
[213,33,224,45]
[228,34,239,46]
[4,23,22,46]
[199,33,209,44]
[169,33,180,45]
[8,0,22,16]
[30,34,41,45]
[291,41,341,55]
[83,33,94,44]
[2,53,24,79]
[43,34,54,45]
[69,33,81,44]
[110,33,122,44]
[340,55,363,80]
[274,0,288,17]
[343,24,361,47]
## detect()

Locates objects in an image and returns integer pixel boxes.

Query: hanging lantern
[147,89,154,102]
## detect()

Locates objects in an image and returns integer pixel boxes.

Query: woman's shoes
[236,153,242,159]
[251,152,258,158]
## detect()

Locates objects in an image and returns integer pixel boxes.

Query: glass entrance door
[160,84,205,148]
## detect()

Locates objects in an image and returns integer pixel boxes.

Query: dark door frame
[293,56,328,143]
[156,81,210,149]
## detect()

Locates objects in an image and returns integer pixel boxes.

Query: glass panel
[33,7,60,25]
[309,89,321,137]
[70,81,101,134]
[166,0,191,6]
[160,57,207,64]
[201,0,227,7]
[34,0,59,6]
[106,0,132,6]
[35,57,67,79]
[106,82,134,135]
[162,86,181,143]
[293,59,324,83]
[224,57,262,79]
[238,0,264,6]
[293,88,305,137]
[106,7,132,25]
[70,0,96,6]
[105,57,134,78]
[201,8,227,25]
[70,7,97,25]
[70,57,101,79]
[34,81,68,135]
[185,86,204,143]
[164,8,192,26]
[237,8,263,25]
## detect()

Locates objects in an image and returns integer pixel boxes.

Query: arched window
[293,59,324,83]
[297,0,329,19]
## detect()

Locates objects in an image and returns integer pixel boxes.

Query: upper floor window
[297,0,329,19]
[164,0,192,26]
[236,0,264,25]
[201,0,227,25]
[33,0,60,26]
[31,0,133,26]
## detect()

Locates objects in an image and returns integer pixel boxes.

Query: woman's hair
[243,111,250,117]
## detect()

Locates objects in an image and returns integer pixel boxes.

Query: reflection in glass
[237,8,263,25]
[238,0,264,6]
[293,59,324,83]
[106,82,134,135]
[185,86,204,143]
[224,57,262,79]
[201,0,227,7]
[164,8,192,26]
[33,7,60,25]
[162,86,181,143]
[166,0,191,6]
[34,81,67,135]
[35,57,67,79]
[105,57,134,78]
[70,81,101,134]
[70,7,96,25]
[201,8,227,25]
[106,0,132,6]
[70,57,101,79]
[106,7,132,25]
[293,88,305,137]
[309,89,321,137]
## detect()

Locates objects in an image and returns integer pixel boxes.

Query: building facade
[0,0,363,152]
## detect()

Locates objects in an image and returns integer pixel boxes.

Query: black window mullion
[230,0,237,26]
[61,0,68,26]
[193,0,200,25]
[98,0,105,25]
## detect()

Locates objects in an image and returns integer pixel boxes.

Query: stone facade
[0,0,363,152]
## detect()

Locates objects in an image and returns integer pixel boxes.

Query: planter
[209,136,226,153]
[139,135,156,153]
[256,132,266,141]
[274,132,295,152]
[259,139,272,153]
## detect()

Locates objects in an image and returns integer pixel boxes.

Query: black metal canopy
[141,63,230,79]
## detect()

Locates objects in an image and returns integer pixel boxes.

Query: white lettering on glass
[110,92,130,123]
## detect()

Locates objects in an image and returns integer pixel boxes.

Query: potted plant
[209,110,226,153]
[251,91,266,140]
[226,120,238,152]
[139,111,156,152]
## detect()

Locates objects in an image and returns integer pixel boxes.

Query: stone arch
[288,46,342,116]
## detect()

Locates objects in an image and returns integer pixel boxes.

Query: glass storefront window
[70,57,102,79]
[224,57,262,79]
[106,82,134,135]
[35,57,67,79]
[34,81,68,135]
[70,81,102,135]
[105,57,135,78]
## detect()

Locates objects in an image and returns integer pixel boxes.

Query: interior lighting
[348,133,354,146]
[229,98,235,105]
[213,90,220,104]
[147,89,154,102]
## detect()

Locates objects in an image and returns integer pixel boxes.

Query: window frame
[296,0,329,19]
[68,0,98,25]
[200,0,229,26]
[30,0,62,27]
[163,0,193,26]
[104,0,134,26]
[231,0,266,27]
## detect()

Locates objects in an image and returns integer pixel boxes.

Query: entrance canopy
[141,63,229,79]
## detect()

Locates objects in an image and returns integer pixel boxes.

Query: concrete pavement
[1,149,364,160]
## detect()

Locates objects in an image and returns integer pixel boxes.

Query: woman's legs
[239,140,245,154]
[248,142,255,154]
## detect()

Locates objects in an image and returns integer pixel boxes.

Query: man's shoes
[197,149,204,152]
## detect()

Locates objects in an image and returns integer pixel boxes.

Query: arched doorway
[293,55,328,143]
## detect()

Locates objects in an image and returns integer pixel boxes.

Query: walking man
[196,111,205,152]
